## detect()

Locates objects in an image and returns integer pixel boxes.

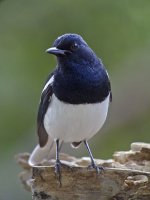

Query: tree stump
[16,142,150,200]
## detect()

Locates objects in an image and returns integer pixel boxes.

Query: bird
[28,33,112,184]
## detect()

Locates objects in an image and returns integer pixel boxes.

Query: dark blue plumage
[51,33,111,104]
[31,33,112,184]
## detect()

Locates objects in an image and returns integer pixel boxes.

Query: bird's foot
[55,160,62,186]
[87,162,104,174]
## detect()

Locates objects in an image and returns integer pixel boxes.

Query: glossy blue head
[46,33,100,68]
[46,33,111,104]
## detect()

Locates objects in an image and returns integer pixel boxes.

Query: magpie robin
[29,33,112,183]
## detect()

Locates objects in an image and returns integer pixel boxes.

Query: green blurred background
[0,0,150,199]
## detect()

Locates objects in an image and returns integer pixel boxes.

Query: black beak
[46,47,71,56]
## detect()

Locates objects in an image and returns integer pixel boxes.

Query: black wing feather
[109,90,112,102]
[108,78,112,102]
[37,73,54,147]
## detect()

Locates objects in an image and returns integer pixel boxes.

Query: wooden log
[16,142,150,200]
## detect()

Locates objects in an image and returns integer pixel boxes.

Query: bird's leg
[55,139,62,186]
[83,140,104,173]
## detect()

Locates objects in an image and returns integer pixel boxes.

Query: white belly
[44,94,110,143]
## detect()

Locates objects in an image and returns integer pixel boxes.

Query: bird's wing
[105,68,112,102]
[109,90,112,102]
[29,72,64,166]
[37,73,54,147]
[99,58,112,102]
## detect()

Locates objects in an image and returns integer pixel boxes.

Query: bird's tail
[28,136,56,166]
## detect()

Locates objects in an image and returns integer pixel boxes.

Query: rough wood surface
[16,142,150,200]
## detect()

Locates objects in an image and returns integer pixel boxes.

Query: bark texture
[16,142,150,200]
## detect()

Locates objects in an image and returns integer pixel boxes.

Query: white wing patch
[42,76,54,92]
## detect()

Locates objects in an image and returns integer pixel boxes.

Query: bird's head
[46,33,98,65]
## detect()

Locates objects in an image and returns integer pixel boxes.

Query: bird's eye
[70,43,78,51]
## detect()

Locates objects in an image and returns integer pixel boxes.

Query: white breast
[44,94,110,143]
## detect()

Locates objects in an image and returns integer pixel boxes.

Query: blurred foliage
[0,0,150,199]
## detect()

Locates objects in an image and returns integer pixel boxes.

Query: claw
[84,140,104,174]
[87,162,104,174]
[55,139,62,186]
[55,160,62,186]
